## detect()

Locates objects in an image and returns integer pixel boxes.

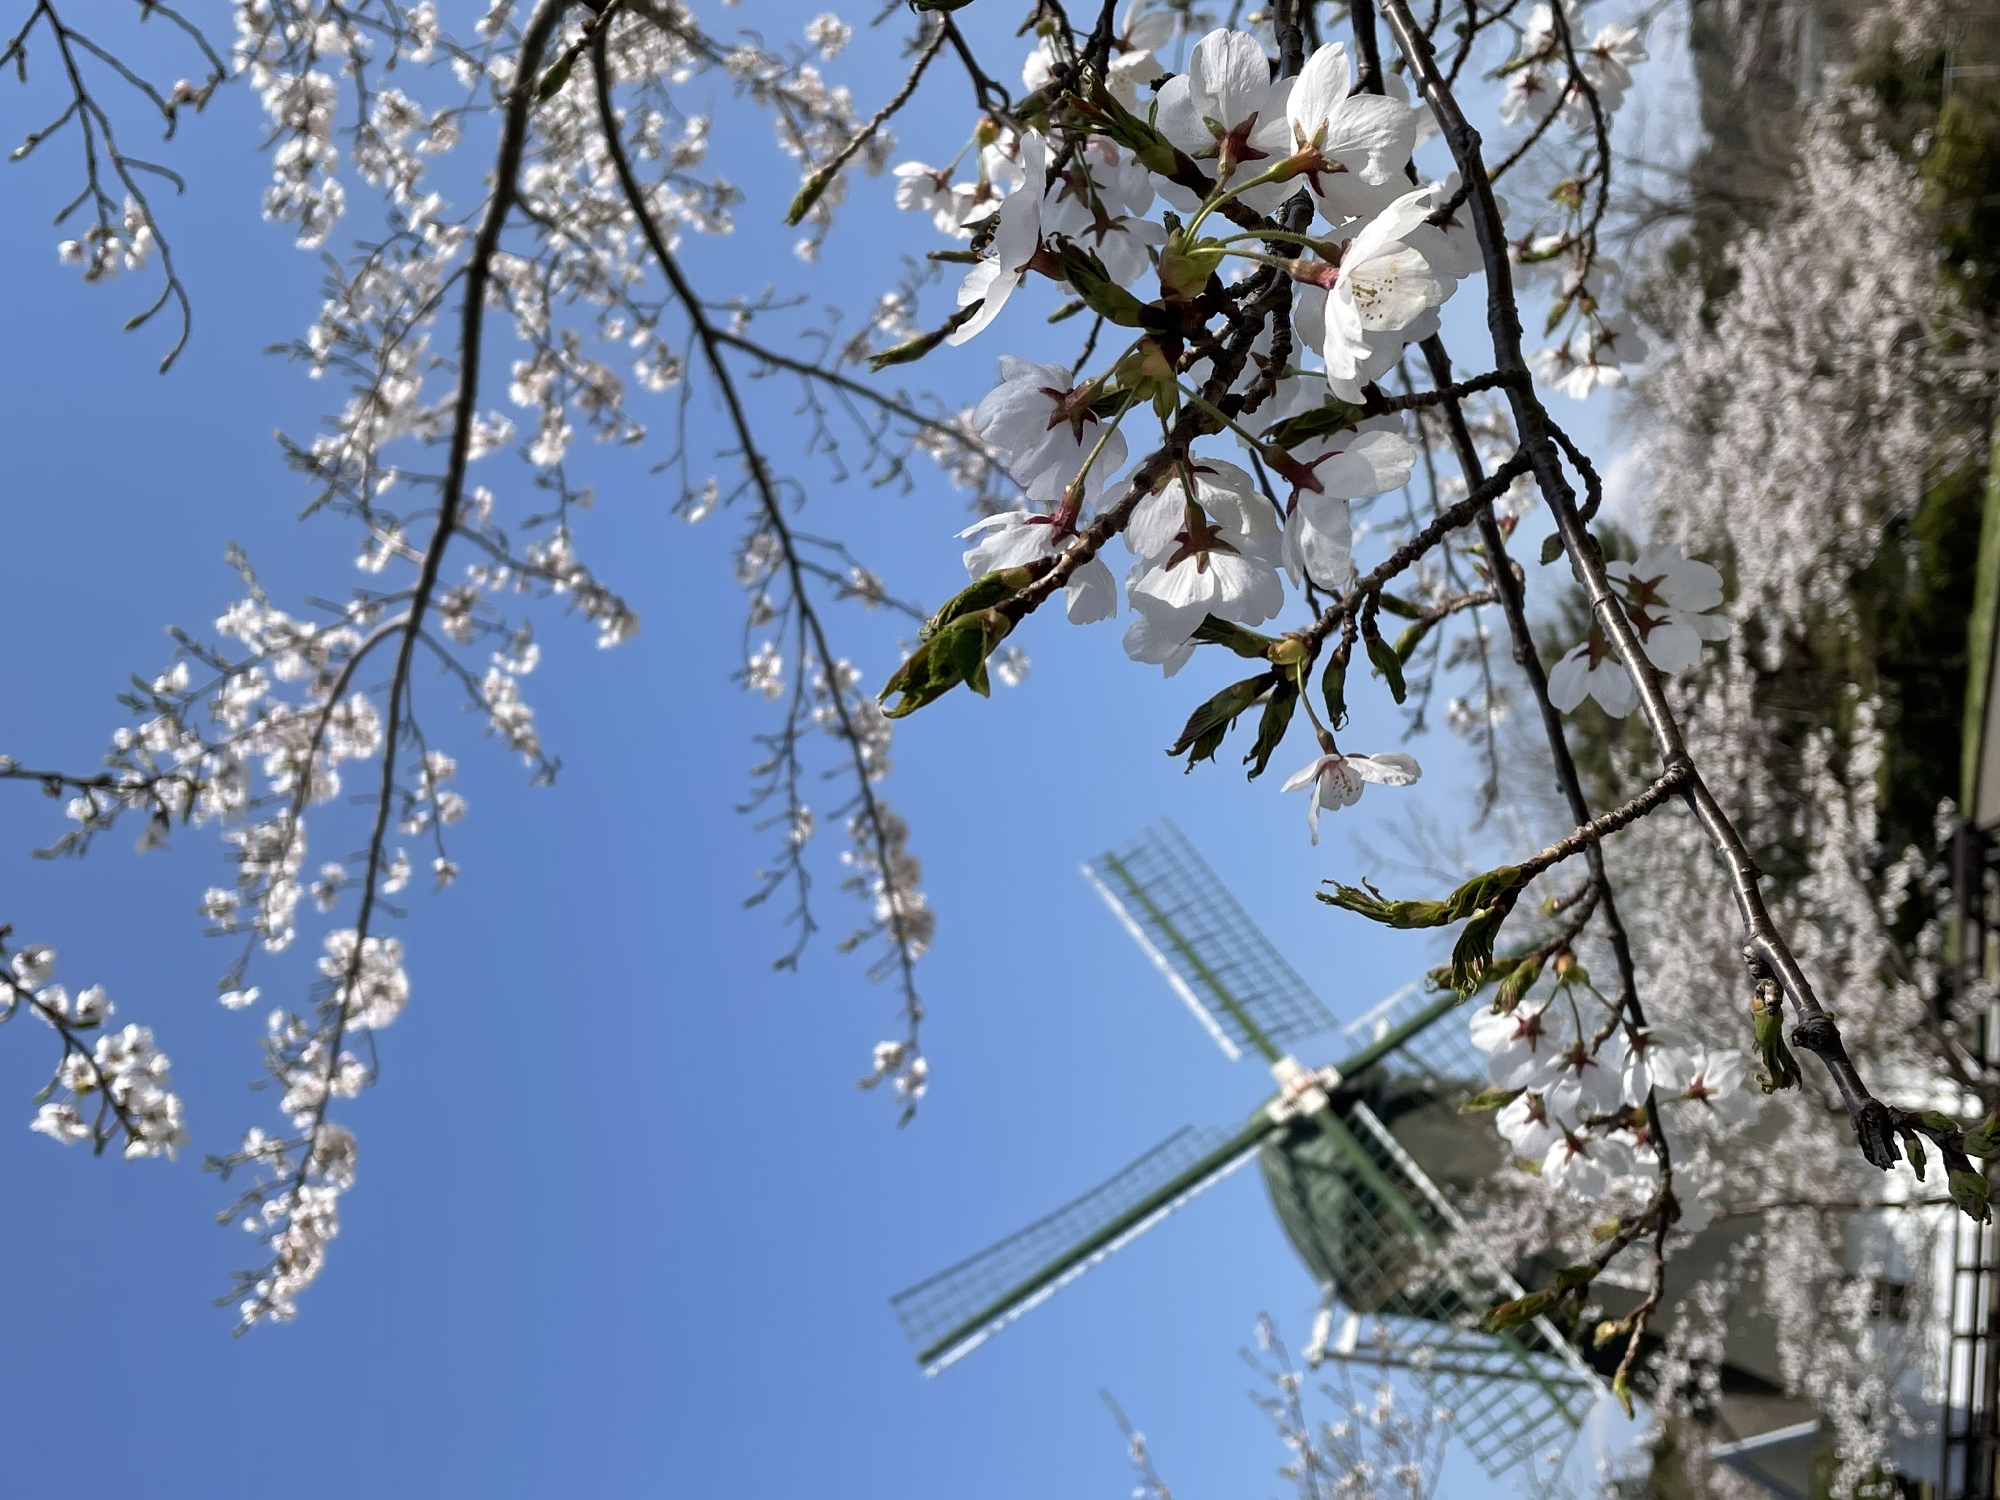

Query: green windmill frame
[890,820,1600,1477]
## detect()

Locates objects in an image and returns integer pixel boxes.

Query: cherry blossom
[1154,29,1295,203]
[949,133,1048,345]
[1281,42,1419,222]
[1279,749,1421,842]
[972,357,1129,507]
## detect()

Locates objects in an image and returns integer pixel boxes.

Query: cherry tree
[0,3,1988,1489]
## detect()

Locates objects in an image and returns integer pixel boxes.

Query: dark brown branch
[1377,0,1898,1170]
[593,32,927,1065]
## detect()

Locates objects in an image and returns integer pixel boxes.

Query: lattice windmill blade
[1261,1097,1600,1477]
[1339,979,1490,1089]
[887,992,1473,1378]
[1083,820,1335,1063]
[890,1120,1273,1373]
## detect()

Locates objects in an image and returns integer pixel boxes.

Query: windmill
[891,820,1601,1476]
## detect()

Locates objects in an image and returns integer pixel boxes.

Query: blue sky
[0,5,1669,1495]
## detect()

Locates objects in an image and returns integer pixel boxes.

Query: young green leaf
[1165,672,1276,771]
[1242,675,1300,780]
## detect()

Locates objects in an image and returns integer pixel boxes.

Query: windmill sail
[1084,820,1335,1062]
[1262,1098,1598,1474]
[887,990,1469,1377]
[1340,980,1487,1091]
[890,1121,1270,1373]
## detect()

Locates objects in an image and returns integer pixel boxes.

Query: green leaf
[1050,240,1157,328]
[1392,618,1433,663]
[878,608,1013,718]
[1459,1086,1522,1115]
[1480,1288,1558,1334]
[1540,532,1565,566]
[1441,866,1522,921]
[534,50,576,102]
[1449,904,1508,994]
[1496,953,1544,1011]
[1262,401,1365,451]
[1951,1166,1993,1224]
[1905,1133,1929,1182]
[921,561,1052,640]
[1375,591,1422,619]
[1317,882,1453,928]
[1962,1112,2000,1158]
[1365,626,1407,704]
[786,166,835,226]
[1319,652,1348,729]
[868,305,980,371]
[1921,1109,1959,1134]
[1242,675,1299,780]
[1192,615,1280,659]
[1165,672,1275,771]
[1749,984,1801,1094]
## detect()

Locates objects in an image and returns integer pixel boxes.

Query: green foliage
[1165,672,1277,770]
[1242,675,1300,779]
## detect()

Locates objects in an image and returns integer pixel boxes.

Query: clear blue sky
[0,6,1645,1495]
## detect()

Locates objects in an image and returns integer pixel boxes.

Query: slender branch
[593,33,926,1061]
[1377,0,1898,1168]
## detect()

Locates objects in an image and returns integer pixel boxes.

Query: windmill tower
[891,820,1602,1477]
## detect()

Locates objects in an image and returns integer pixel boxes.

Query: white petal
[1639,617,1701,676]
[1348,751,1420,786]
[1064,556,1118,623]
[1589,660,1639,717]
[1281,756,1325,794]
[1546,645,1592,713]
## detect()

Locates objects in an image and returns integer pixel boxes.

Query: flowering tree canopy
[3,0,1996,1490]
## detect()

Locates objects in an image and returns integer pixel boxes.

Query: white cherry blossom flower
[1024,1,1172,104]
[1547,628,1638,717]
[1042,181,1166,284]
[1532,312,1649,397]
[1296,191,1451,388]
[1656,1044,1762,1127]
[950,133,1049,345]
[1127,514,1284,629]
[1280,748,1420,842]
[1545,1027,1628,1119]
[1154,29,1293,199]
[1283,42,1419,222]
[1576,21,1647,117]
[1541,1128,1635,1200]
[957,512,1117,624]
[1123,458,1264,560]
[971,357,1127,506]
[1267,423,1417,588]
[893,161,965,235]
[1609,541,1732,674]
[1497,1088,1562,1160]
[1471,995,1560,1090]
